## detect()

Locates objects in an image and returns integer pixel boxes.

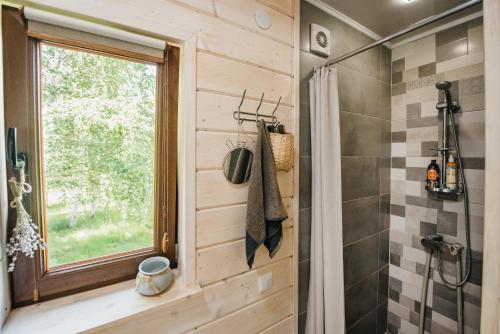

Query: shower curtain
[306,67,345,334]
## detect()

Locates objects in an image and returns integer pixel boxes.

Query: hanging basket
[269,132,294,171]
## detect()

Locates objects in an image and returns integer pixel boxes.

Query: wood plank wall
[22,0,298,332]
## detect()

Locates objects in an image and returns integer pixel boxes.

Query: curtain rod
[314,0,482,70]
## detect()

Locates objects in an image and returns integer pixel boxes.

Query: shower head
[435,81,452,91]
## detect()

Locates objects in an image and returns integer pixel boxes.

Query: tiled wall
[388,19,484,334]
[299,1,391,333]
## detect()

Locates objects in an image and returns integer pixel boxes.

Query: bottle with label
[446,155,457,190]
[426,159,440,189]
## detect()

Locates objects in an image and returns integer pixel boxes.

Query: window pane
[40,44,157,267]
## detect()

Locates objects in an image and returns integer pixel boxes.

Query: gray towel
[246,120,288,268]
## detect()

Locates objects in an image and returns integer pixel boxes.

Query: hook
[256,93,264,125]
[237,89,246,125]
[7,128,27,170]
[271,96,282,125]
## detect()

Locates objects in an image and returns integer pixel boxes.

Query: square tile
[343,196,380,244]
[345,271,378,328]
[343,234,379,286]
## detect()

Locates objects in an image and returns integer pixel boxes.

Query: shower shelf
[424,183,463,200]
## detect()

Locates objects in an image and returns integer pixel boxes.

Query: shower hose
[437,107,472,288]
[419,105,471,334]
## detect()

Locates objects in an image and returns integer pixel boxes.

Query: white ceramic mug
[136,256,173,296]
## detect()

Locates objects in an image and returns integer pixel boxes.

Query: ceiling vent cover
[310,23,331,57]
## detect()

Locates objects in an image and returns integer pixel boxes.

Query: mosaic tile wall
[388,18,484,334]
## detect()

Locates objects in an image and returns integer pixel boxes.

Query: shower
[303,0,484,333]
[419,81,472,334]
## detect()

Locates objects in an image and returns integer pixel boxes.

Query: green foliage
[41,44,156,266]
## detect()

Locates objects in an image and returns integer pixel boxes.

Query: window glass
[40,43,157,267]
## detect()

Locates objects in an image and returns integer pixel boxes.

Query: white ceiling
[318,0,482,37]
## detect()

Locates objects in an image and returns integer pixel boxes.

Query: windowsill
[1,270,201,334]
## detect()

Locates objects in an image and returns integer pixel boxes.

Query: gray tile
[418,63,436,78]
[406,102,421,119]
[348,309,377,334]
[390,254,401,267]
[341,157,380,201]
[420,221,437,236]
[379,230,389,268]
[470,250,483,286]
[299,260,310,314]
[462,157,484,169]
[421,141,439,157]
[390,241,403,257]
[437,38,468,63]
[380,46,391,84]
[344,234,379,287]
[379,194,391,231]
[388,311,401,331]
[459,75,484,96]
[406,167,426,181]
[381,120,391,156]
[377,302,388,334]
[299,156,311,209]
[380,82,392,120]
[378,265,389,305]
[431,321,456,334]
[436,23,468,47]
[389,276,403,293]
[406,116,439,128]
[406,195,443,210]
[392,82,406,96]
[380,157,391,195]
[433,295,457,321]
[437,210,458,236]
[337,66,382,118]
[299,208,311,261]
[391,204,405,217]
[412,235,426,251]
[460,94,485,112]
[343,196,380,245]
[392,131,406,143]
[345,271,378,328]
[392,72,402,84]
[433,281,457,304]
[389,288,400,304]
[300,103,311,156]
[392,157,406,168]
[340,112,382,156]
[392,59,405,74]
[410,310,431,333]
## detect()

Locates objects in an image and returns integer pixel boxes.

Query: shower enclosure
[299,0,485,333]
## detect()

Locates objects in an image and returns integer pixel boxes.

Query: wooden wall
[6,0,299,333]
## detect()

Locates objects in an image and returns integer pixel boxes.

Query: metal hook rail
[232,90,281,125]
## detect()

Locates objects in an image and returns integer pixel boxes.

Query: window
[3,8,179,306]
[40,43,158,268]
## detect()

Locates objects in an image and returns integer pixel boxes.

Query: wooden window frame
[3,8,179,306]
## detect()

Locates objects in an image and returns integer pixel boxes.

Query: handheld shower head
[435,81,452,91]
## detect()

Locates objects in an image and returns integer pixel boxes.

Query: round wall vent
[316,31,328,48]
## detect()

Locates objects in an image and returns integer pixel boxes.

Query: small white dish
[136,256,173,296]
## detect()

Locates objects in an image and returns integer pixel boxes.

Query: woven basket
[269,132,294,171]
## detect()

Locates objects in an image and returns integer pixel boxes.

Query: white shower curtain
[306,67,345,334]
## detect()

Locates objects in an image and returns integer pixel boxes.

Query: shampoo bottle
[426,159,440,189]
[446,155,457,190]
